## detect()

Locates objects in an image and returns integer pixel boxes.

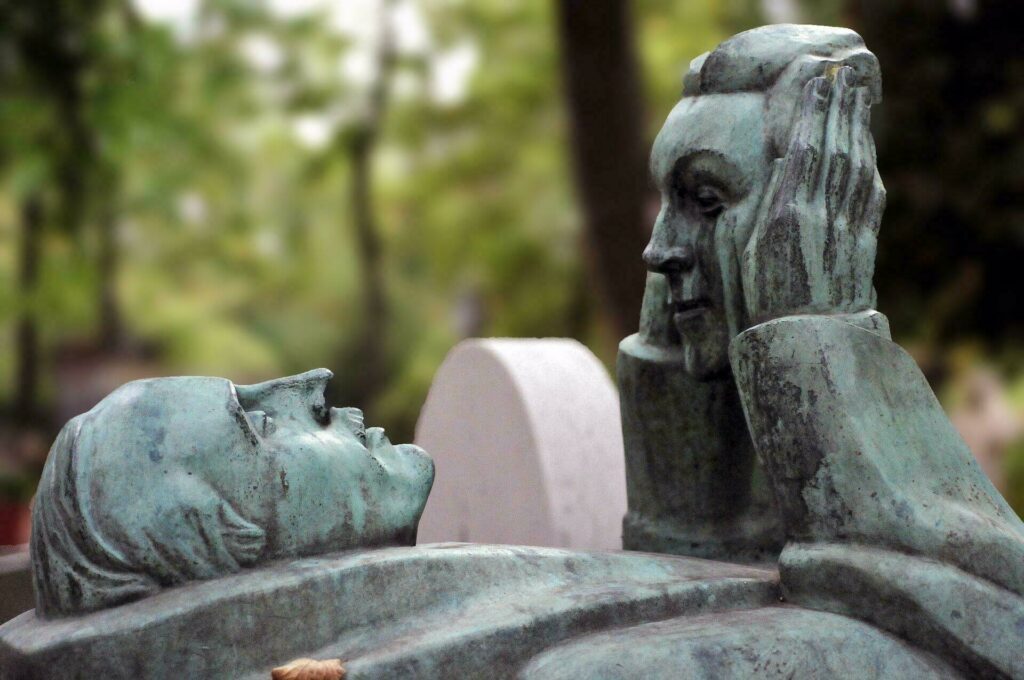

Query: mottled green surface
[522,606,957,679]
[622,22,1023,677]
[5,23,1023,680]
[29,369,433,618]
[621,23,887,564]
[619,274,783,562]
[1,544,780,679]
[783,543,1024,678]
[732,314,1024,677]
[643,25,883,378]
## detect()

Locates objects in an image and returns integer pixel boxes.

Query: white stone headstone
[414,338,626,550]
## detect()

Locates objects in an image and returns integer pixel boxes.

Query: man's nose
[642,244,696,275]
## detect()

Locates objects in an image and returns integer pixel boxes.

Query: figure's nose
[642,244,696,275]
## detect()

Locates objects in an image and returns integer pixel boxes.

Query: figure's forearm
[729,312,1024,675]
[729,313,1024,589]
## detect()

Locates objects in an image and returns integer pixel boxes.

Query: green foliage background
[0,0,1021,510]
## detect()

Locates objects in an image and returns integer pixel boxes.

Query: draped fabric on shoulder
[730,313,1024,676]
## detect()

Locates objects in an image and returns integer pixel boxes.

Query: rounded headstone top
[415,338,626,549]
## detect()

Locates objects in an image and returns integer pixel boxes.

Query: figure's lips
[672,297,710,323]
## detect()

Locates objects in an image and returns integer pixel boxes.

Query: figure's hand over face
[742,66,885,324]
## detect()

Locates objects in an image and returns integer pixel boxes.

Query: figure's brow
[652,149,749,202]
[650,144,673,193]
[649,152,662,191]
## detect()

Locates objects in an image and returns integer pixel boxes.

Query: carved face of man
[645,93,772,378]
[31,368,434,617]
[232,369,435,555]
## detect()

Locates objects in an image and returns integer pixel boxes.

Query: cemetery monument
[1,24,1022,679]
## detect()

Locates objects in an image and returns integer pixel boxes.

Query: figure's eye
[245,410,276,437]
[693,185,724,217]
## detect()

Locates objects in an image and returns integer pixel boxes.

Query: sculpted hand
[742,66,885,324]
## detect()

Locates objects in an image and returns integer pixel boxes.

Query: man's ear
[160,476,267,578]
[216,499,267,565]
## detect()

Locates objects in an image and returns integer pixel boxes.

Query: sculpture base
[0,544,956,679]
[623,511,783,565]
[0,544,776,678]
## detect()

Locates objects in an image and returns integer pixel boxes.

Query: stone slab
[0,544,778,679]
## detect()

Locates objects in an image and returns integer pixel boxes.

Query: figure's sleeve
[729,312,1024,676]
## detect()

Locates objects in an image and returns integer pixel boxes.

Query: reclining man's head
[31,369,434,618]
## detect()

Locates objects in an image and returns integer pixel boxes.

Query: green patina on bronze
[619,273,784,563]
[3,24,1022,680]
[620,24,886,563]
[29,369,434,618]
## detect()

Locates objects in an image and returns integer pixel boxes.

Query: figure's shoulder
[731,310,891,358]
[729,310,910,395]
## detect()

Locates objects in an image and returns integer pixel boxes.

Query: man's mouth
[672,297,710,323]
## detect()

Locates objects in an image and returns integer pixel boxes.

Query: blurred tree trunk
[97,188,122,349]
[48,5,94,243]
[344,1,396,405]
[348,133,388,403]
[843,0,1024,352]
[14,195,43,423]
[555,0,652,341]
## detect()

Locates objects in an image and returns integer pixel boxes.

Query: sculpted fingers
[855,162,885,235]
[749,158,786,254]
[779,76,830,209]
[865,169,885,236]
[841,87,875,221]
[852,172,885,306]
[824,67,856,223]
[744,158,786,319]
[822,67,856,286]
[745,69,883,321]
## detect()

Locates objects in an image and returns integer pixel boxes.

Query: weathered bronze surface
[28,369,434,618]
[3,23,1022,680]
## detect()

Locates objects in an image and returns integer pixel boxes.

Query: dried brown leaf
[270,657,346,680]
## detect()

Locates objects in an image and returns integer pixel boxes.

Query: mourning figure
[619,22,886,562]
[628,23,1024,676]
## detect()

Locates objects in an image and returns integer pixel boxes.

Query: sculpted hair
[683,24,882,157]
[31,379,266,618]
[31,417,159,617]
